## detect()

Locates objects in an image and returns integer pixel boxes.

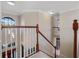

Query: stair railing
[1,24,56,58]
[38,29,56,58]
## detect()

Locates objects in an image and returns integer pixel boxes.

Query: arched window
[0,17,15,25]
[0,17,16,51]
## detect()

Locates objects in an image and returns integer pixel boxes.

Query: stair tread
[29,51,52,58]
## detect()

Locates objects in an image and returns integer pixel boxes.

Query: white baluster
[20,28,22,58]
[15,28,17,58]
[0,29,2,58]
[5,27,7,58]
[31,29,35,54]
[24,28,25,58]
[29,28,31,55]
[31,29,33,54]
[26,28,28,57]
[10,29,12,58]
[34,29,37,52]
[28,29,30,56]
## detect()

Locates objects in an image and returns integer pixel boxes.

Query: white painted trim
[59,53,68,58]
[0,24,2,30]
[60,8,79,14]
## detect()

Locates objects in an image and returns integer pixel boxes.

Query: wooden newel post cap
[73,19,78,31]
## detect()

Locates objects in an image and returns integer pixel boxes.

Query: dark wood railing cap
[73,19,78,31]
[73,19,78,58]
[1,25,37,29]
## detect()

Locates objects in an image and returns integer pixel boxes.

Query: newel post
[36,24,39,52]
[73,19,78,58]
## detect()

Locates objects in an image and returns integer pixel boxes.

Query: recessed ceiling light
[48,11,54,14]
[7,1,15,6]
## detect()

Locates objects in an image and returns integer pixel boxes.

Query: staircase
[29,51,52,58]
[0,24,57,58]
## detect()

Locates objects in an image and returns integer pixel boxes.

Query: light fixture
[49,12,54,14]
[48,11,54,15]
[7,1,15,6]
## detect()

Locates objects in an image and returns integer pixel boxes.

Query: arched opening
[0,17,15,25]
[0,17,16,58]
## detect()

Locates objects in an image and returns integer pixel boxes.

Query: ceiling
[1,1,79,15]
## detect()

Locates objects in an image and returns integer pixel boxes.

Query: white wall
[38,11,55,56]
[21,11,54,56]
[21,11,51,42]
[60,9,79,57]
[38,11,51,41]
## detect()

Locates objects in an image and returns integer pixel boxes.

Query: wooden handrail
[38,30,56,58]
[1,24,56,58]
[1,25,37,29]
[38,30,56,48]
